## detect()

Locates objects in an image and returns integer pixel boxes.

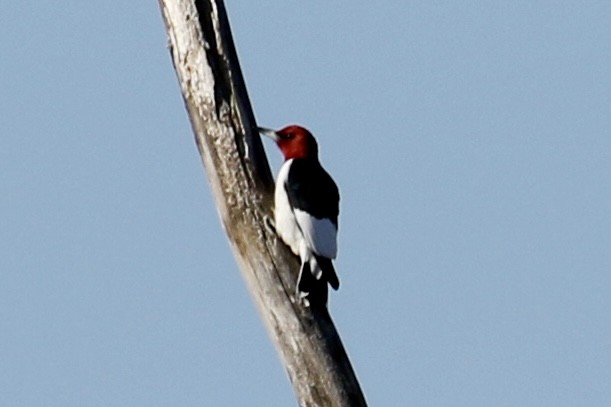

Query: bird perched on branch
[259,125,340,301]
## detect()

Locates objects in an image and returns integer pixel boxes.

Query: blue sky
[1,1,610,406]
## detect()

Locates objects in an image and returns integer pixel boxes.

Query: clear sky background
[1,2,610,406]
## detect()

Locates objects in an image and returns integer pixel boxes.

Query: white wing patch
[294,209,338,259]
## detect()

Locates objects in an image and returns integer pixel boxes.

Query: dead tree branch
[158,1,367,405]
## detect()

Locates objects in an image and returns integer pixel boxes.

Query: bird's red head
[260,125,318,160]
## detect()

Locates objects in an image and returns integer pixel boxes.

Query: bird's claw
[294,291,310,307]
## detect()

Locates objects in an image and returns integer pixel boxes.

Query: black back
[285,159,340,227]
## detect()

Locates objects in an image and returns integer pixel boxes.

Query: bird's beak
[257,127,280,141]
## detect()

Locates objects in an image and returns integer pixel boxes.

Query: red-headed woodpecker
[259,125,340,299]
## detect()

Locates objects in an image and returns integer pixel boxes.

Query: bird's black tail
[297,257,340,298]
[314,255,340,290]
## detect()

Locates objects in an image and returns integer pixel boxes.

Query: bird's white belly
[275,174,302,256]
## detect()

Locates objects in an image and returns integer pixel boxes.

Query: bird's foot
[295,290,310,307]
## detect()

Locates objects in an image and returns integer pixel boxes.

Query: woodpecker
[259,125,340,299]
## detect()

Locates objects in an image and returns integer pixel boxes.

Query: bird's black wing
[285,159,339,227]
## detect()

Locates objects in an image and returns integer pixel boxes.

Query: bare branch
[158,1,367,405]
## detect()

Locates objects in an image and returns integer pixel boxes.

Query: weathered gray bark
[158,1,367,406]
